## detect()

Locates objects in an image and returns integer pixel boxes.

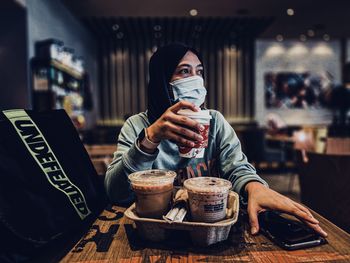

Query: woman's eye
[197,69,203,76]
[179,68,189,74]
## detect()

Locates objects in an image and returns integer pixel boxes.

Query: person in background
[266,113,287,135]
[105,43,327,237]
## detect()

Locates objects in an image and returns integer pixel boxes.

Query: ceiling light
[189,9,198,16]
[265,44,286,57]
[323,34,330,41]
[276,34,284,42]
[288,44,308,56]
[312,44,333,56]
[153,25,162,31]
[299,34,307,42]
[307,30,315,37]
[287,8,294,16]
[112,24,120,31]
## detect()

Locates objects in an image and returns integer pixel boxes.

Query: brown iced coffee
[128,170,177,218]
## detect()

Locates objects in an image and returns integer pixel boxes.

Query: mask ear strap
[167,83,176,102]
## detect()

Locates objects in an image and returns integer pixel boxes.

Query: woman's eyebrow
[176,63,203,68]
[176,63,191,68]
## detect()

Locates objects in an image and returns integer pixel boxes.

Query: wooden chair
[296,150,350,233]
[84,144,117,158]
[84,144,117,176]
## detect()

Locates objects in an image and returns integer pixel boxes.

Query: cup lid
[177,109,212,120]
[128,169,177,186]
[184,177,232,193]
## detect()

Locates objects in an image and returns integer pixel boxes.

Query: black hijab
[147,43,203,123]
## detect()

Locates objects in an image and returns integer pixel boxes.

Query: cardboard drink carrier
[124,190,239,246]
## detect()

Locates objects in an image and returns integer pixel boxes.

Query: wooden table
[56,205,350,263]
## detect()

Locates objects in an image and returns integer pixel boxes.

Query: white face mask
[169,75,207,107]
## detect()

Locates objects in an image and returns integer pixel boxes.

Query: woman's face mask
[169,75,207,107]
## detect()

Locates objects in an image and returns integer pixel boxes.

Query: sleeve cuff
[122,141,159,172]
[233,176,269,205]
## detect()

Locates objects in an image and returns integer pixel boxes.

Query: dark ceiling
[83,17,273,44]
[62,0,350,38]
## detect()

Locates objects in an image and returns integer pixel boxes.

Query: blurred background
[1,0,349,233]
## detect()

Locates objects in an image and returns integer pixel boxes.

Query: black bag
[0,109,104,261]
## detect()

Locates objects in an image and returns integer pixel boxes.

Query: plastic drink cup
[177,109,212,158]
[184,177,232,223]
[128,170,177,218]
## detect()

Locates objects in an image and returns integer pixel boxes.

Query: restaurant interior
[1,0,350,262]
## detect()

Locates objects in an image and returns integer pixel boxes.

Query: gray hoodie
[105,110,268,204]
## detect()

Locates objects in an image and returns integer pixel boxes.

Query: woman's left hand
[245,181,328,237]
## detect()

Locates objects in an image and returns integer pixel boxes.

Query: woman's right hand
[147,101,205,147]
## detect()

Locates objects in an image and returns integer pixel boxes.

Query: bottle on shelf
[32,39,89,130]
[61,47,74,69]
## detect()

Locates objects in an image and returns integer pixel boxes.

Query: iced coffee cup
[177,109,212,158]
[128,170,177,219]
[184,177,232,223]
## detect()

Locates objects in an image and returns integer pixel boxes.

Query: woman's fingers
[167,131,195,147]
[169,100,199,113]
[302,220,328,237]
[164,121,202,143]
[166,111,204,132]
[289,205,319,225]
[247,204,260,235]
[150,100,205,144]
[290,202,327,237]
[246,185,327,238]
[293,202,319,224]
[271,196,319,225]
[271,197,326,236]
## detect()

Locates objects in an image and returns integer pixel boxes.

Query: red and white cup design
[177,109,212,158]
[184,177,232,223]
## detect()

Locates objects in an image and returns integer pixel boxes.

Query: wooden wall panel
[86,17,272,125]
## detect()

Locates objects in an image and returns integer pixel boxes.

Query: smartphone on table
[258,211,327,250]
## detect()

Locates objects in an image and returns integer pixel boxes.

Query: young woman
[105,43,327,237]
